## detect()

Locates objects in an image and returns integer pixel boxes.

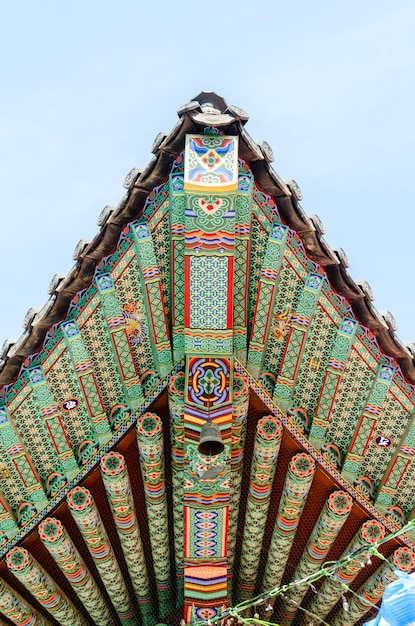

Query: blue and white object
[364,572,415,626]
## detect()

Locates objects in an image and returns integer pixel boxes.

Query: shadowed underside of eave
[0,385,411,626]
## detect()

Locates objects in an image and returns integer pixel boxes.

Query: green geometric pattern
[247,222,289,378]
[61,319,111,442]
[233,172,253,362]
[189,256,229,329]
[95,272,144,408]
[273,272,325,410]
[342,364,395,488]
[132,221,173,377]
[290,306,337,418]
[324,347,377,457]
[79,309,126,411]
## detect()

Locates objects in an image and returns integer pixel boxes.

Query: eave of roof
[1,91,414,385]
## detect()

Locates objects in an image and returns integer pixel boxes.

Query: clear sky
[1,1,414,354]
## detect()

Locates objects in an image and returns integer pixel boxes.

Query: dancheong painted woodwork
[1,92,415,626]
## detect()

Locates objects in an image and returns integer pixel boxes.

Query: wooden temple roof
[0,92,414,626]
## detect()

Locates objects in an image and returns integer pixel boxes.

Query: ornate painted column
[307,519,385,620]
[100,451,155,624]
[67,485,138,625]
[342,363,395,485]
[233,168,253,364]
[236,415,283,604]
[182,356,232,623]
[273,272,325,411]
[246,222,289,379]
[168,372,185,601]
[261,452,316,596]
[227,372,250,599]
[27,365,79,485]
[136,412,172,617]
[6,546,84,626]
[275,490,353,625]
[309,317,358,448]
[95,272,144,409]
[181,132,238,622]
[61,319,112,445]
[169,160,186,362]
[376,417,415,514]
[0,577,52,626]
[0,404,48,520]
[131,221,174,378]
[38,516,112,626]
[330,546,415,626]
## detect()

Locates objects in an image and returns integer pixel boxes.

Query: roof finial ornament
[200,102,221,115]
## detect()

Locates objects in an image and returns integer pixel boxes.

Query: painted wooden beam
[168,372,185,601]
[275,489,353,624]
[67,485,138,625]
[38,516,112,626]
[237,414,283,604]
[0,577,52,626]
[261,452,316,596]
[307,519,385,620]
[330,546,415,626]
[6,546,84,626]
[136,412,172,617]
[101,450,155,624]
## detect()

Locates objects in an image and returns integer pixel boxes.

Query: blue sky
[1,1,414,353]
